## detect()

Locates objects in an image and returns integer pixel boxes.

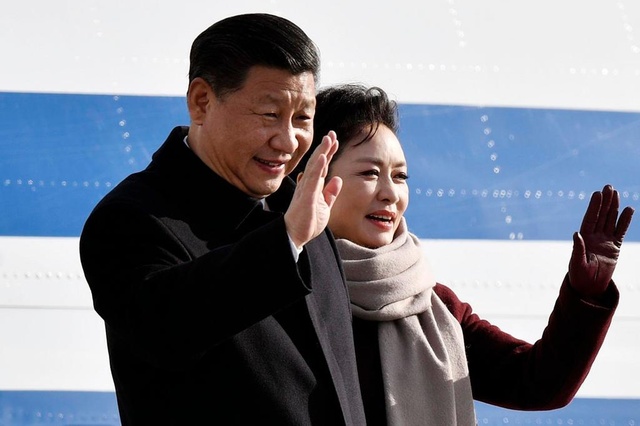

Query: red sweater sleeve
[434,276,618,410]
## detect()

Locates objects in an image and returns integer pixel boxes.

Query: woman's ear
[187,77,212,125]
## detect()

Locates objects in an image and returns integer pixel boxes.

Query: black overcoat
[80,126,366,425]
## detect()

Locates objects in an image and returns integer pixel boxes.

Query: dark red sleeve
[434,277,618,410]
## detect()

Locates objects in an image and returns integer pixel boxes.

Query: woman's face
[328,125,409,248]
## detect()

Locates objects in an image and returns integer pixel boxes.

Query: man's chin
[256,177,285,197]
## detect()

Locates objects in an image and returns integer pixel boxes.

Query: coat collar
[148,126,294,232]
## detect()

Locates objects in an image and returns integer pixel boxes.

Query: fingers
[581,184,635,244]
[306,152,328,189]
[568,231,587,291]
[570,231,586,267]
[599,185,617,235]
[594,185,618,235]
[306,132,337,176]
[302,137,331,183]
[323,131,339,166]
[296,132,338,191]
[615,206,635,242]
[285,132,339,248]
[323,176,343,209]
[580,189,602,235]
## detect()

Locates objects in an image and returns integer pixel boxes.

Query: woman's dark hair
[294,83,399,176]
[188,13,321,99]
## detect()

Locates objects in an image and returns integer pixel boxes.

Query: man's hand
[569,184,635,300]
[284,131,343,249]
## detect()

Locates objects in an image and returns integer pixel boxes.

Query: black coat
[80,126,366,425]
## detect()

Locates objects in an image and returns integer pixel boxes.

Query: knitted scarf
[336,218,477,426]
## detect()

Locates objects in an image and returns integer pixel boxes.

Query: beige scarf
[336,218,476,426]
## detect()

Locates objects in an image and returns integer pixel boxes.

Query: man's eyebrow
[255,93,315,110]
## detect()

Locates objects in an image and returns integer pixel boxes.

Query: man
[80,13,365,425]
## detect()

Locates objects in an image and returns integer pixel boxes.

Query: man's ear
[187,77,212,125]
[296,172,304,183]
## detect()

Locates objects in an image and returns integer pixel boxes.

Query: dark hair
[294,83,399,176]
[188,13,321,99]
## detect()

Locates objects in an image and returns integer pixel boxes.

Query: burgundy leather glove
[569,184,635,301]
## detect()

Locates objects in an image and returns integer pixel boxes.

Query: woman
[295,83,634,425]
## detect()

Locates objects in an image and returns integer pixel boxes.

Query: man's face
[189,66,316,198]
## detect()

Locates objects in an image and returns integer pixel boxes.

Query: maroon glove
[569,184,635,300]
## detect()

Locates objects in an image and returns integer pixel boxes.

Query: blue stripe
[474,398,640,424]
[2,92,638,240]
[0,391,638,425]
[0,391,120,425]
[400,104,640,240]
